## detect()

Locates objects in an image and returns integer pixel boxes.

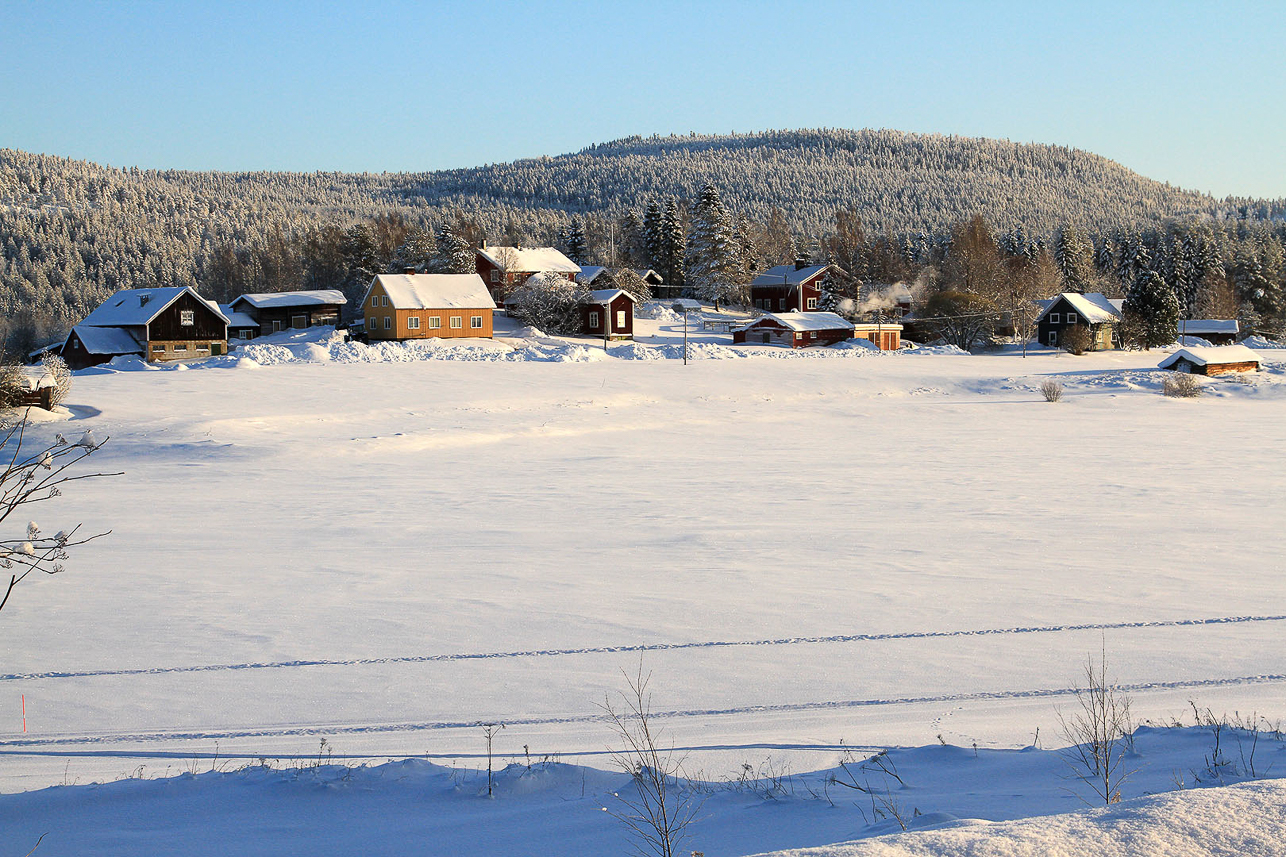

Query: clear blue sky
[2,0,1283,198]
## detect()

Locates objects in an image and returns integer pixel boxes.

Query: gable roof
[751,264,834,287]
[741,311,855,333]
[583,289,637,306]
[1158,345,1260,369]
[80,287,229,328]
[476,246,580,274]
[632,268,664,284]
[365,274,497,310]
[231,290,347,310]
[1037,293,1123,325]
[1178,319,1239,336]
[575,266,609,285]
[67,324,145,356]
[218,305,261,329]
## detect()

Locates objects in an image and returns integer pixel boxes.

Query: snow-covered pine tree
[431,224,474,274]
[1053,225,1093,293]
[642,202,663,271]
[659,199,686,288]
[687,184,744,308]
[393,227,436,273]
[563,219,588,265]
[1123,268,1179,349]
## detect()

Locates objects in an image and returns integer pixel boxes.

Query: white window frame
[428,316,441,329]
[407,316,421,330]
[1066,312,1078,325]
[615,310,626,328]
[806,298,817,309]
[589,310,600,328]
[1049,330,1058,346]
[383,317,392,330]
[238,329,252,340]
[471,315,483,329]
[173,342,188,352]
[371,295,380,308]
[1049,313,1060,324]
[490,270,499,283]
[180,310,195,326]
[450,316,462,329]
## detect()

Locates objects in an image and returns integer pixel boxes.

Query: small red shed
[733,311,854,348]
[582,289,636,340]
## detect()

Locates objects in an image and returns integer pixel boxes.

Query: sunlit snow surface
[2,319,1285,854]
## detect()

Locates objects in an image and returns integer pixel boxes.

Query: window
[1066,312,1078,325]
[291,314,308,330]
[173,343,187,352]
[1049,313,1060,324]
[471,315,483,329]
[407,316,421,330]
[239,329,252,340]
[180,310,194,326]
[806,298,817,309]
[1049,331,1058,345]
[589,310,600,328]
[382,296,389,307]
[428,316,441,329]
[450,316,462,329]
[490,270,499,283]
[778,299,786,310]
[196,345,210,353]
[151,344,165,353]
[383,317,392,330]
[616,310,626,328]
[371,295,380,308]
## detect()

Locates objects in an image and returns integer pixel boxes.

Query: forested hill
[411,129,1279,235]
[2,128,1283,352]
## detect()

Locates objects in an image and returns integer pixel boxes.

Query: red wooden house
[750,263,841,312]
[476,245,580,307]
[733,311,854,348]
[581,289,636,340]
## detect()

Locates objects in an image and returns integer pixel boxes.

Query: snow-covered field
[3,320,1286,855]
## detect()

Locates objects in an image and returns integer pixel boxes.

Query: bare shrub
[1039,379,1063,402]
[1163,372,1202,398]
[39,351,72,407]
[1057,647,1135,806]
[600,666,702,857]
[1062,324,1092,355]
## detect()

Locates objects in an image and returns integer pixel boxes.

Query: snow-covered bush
[39,351,72,407]
[506,272,586,335]
[1039,379,1063,402]
[1163,372,1202,398]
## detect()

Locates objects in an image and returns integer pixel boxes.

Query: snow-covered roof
[68,324,144,356]
[575,266,609,285]
[218,305,260,329]
[751,264,833,287]
[583,289,637,306]
[1158,345,1260,369]
[1178,319,1239,335]
[17,368,56,390]
[477,246,580,274]
[231,290,347,310]
[80,287,228,327]
[1037,293,1123,325]
[367,274,497,310]
[742,311,855,333]
[632,268,663,283]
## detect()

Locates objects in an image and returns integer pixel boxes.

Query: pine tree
[642,202,663,270]
[393,227,436,273]
[563,218,588,265]
[1053,225,1093,293]
[431,224,473,274]
[1123,268,1179,349]
[686,184,742,307]
[659,199,685,288]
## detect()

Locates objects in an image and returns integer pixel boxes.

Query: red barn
[581,289,636,340]
[750,263,841,312]
[475,245,580,307]
[733,311,854,348]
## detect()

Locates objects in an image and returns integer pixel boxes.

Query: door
[272,320,283,333]
[292,314,308,330]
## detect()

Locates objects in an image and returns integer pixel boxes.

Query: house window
[778,299,786,310]
[1066,312,1078,325]
[616,310,626,328]
[1049,331,1058,345]
[292,314,308,329]
[152,344,165,353]
[429,316,441,329]
[407,317,421,330]
[383,317,391,330]
[382,296,390,307]
[1049,313,1060,324]
[491,270,499,283]
[806,298,817,309]
[589,310,600,328]
[180,310,194,326]
[471,315,483,329]
[173,343,187,352]
[450,316,462,329]
[371,295,380,308]
[239,330,252,340]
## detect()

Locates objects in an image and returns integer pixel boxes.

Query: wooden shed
[361,274,496,341]
[1158,345,1260,376]
[851,323,903,351]
[1177,319,1239,345]
[581,289,636,340]
[733,311,854,348]
[229,290,346,335]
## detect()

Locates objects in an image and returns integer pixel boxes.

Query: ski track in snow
[3,671,1285,750]
[3,613,1281,684]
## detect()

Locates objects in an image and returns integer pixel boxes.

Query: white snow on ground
[3,315,1286,854]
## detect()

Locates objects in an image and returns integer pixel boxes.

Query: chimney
[794,258,807,271]
[139,293,151,307]
[404,267,416,275]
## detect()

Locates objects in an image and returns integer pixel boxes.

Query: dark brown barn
[733,311,854,348]
[582,289,636,340]
[229,290,346,335]
[59,287,228,369]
